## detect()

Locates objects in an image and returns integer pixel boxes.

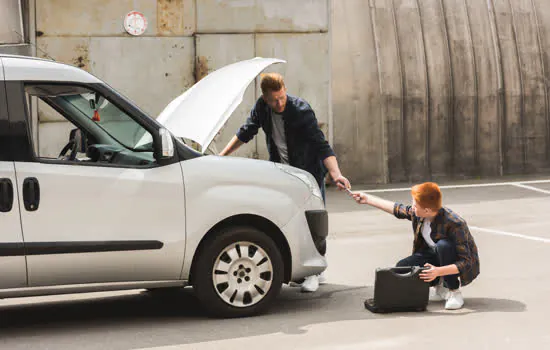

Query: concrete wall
[34,0,196,155]
[30,0,330,161]
[0,0,33,56]
[332,0,550,184]
[0,0,24,44]
[8,0,550,185]
[195,0,330,158]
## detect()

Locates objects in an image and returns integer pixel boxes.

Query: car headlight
[275,163,323,199]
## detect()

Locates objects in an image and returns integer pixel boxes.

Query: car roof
[0,53,53,62]
[0,54,102,84]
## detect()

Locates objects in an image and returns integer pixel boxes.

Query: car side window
[24,83,156,167]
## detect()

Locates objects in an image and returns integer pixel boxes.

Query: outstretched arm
[221,102,261,156]
[350,192,396,215]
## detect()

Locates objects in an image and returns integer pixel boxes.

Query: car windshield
[60,92,152,151]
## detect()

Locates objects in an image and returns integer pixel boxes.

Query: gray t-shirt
[271,111,289,164]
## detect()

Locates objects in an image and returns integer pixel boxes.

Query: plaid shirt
[393,203,480,286]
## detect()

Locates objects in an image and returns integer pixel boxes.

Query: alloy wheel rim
[212,241,274,308]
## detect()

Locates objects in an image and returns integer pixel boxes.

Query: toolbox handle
[388,266,428,278]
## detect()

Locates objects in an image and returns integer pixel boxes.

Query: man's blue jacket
[236,94,336,188]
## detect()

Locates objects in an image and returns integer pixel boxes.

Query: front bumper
[281,195,328,282]
[305,210,328,256]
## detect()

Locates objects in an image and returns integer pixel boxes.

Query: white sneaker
[445,290,464,310]
[300,275,320,293]
[429,283,449,302]
[318,272,327,285]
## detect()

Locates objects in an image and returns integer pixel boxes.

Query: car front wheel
[193,226,284,318]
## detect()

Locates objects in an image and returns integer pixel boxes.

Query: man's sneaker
[445,290,464,310]
[429,283,449,302]
[318,272,327,285]
[300,275,320,293]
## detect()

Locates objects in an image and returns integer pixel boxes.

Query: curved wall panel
[332,0,550,183]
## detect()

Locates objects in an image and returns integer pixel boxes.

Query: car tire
[193,226,284,318]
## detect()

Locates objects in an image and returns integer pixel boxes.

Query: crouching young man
[350,182,480,310]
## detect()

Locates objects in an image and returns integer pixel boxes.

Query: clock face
[124,11,147,36]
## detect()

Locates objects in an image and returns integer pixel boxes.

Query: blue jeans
[320,180,326,204]
[315,174,327,204]
[396,239,460,290]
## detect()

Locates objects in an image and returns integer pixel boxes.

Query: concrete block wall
[15,0,550,184]
[0,0,24,44]
[195,34,257,157]
[36,0,195,37]
[32,0,330,162]
[195,0,330,158]
[34,0,197,155]
[0,0,33,56]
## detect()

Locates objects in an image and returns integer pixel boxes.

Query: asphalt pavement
[1,176,549,349]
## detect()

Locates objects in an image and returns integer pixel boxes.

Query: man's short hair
[260,73,285,95]
[411,182,442,210]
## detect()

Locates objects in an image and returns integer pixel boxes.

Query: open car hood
[156,57,285,151]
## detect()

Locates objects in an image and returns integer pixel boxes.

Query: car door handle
[0,178,14,213]
[23,177,40,212]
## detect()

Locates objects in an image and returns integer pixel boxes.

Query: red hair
[260,73,286,94]
[411,182,442,210]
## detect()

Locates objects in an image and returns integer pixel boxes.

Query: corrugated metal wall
[332,0,550,184]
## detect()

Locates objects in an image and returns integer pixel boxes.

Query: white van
[0,55,328,318]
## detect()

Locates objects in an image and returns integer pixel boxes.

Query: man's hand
[323,156,350,190]
[419,263,440,283]
[333,174,351,190]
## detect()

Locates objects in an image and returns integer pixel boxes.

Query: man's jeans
[396,239,460,290]
[315,176,327,204]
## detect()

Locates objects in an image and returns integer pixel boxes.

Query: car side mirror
[159,128,174,158]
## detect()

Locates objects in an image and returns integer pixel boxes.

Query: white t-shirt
[422,219,436,248]
[271,111,289,164]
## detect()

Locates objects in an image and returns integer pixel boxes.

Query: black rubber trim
[305,210,328,239]
[0,65,11,161]
[25,240,164,255]
[0,243,25,256]
[0,178,14,212]
[0,241,163,257]
[22,177,40,211]
[305,210,328,255]
[4,81,36,162]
